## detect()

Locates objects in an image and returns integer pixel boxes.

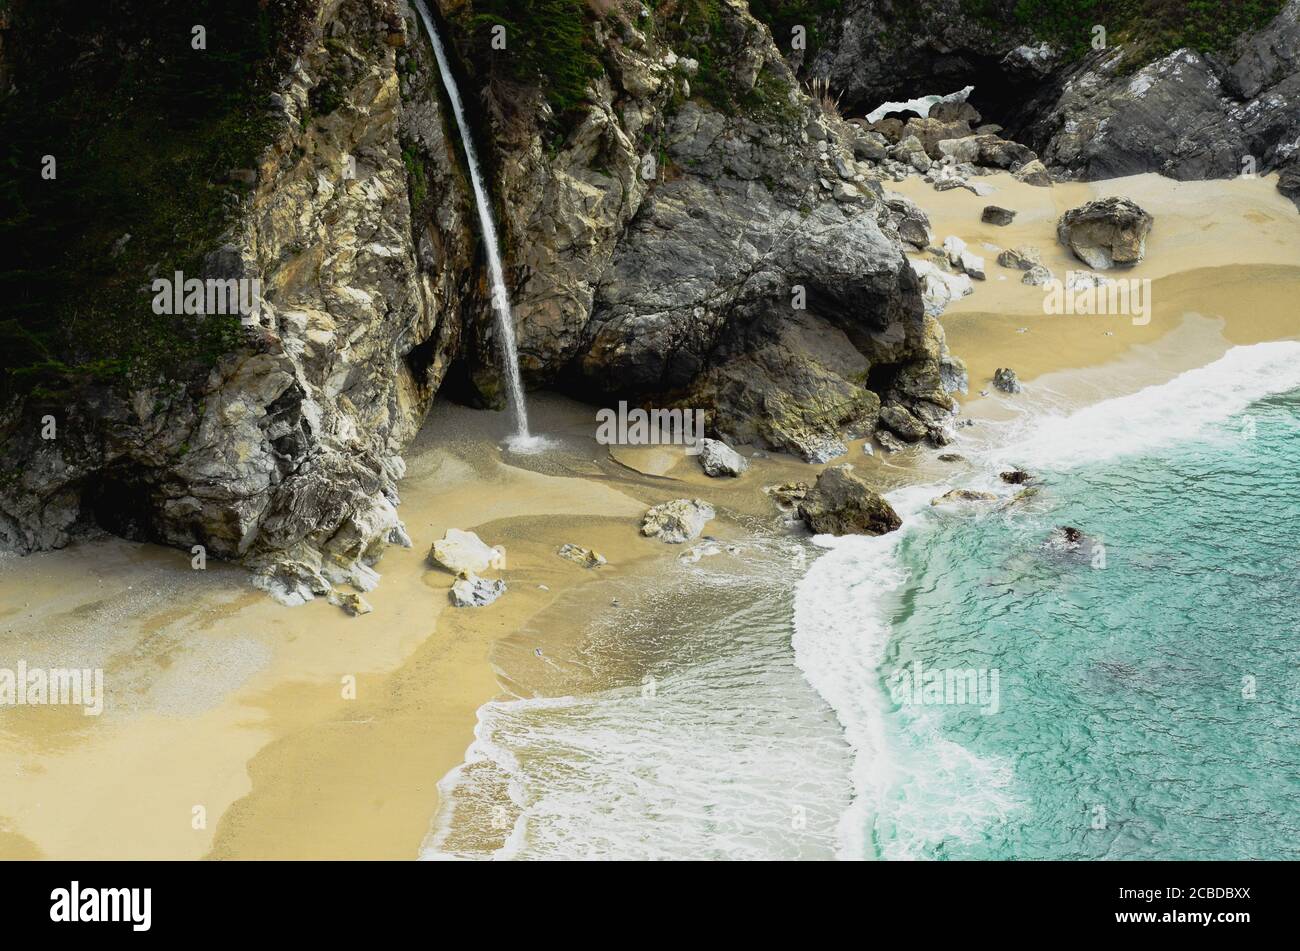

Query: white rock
[957,250,986,280]
[699,438,749,477]
[429,528,506,575]
[641,499,715,544]
[910,258,974,316]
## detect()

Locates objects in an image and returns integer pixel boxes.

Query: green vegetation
[0,0,312,402]
[651,0,801,125]
[454,0,603,122]
[962,0,1285,62]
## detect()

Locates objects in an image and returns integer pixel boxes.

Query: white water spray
[413,0,536,448]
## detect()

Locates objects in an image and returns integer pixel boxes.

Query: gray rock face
[1057,197,1154,269]
[641,499,715,544]
[813,1,1300,210]
[1027,2,1300,196]
[797,464,902,536]
[698,438,748,477]
[0,2,469,605]
[1022,264,1054,286]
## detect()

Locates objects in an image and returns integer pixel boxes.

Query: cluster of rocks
[812,0,1300,211]
[429,528,509,609]
[848,93,1053,194]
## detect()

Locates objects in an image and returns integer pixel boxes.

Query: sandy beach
[1,172,1297,859]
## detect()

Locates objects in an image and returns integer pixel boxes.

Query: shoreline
[2,172,1298,859]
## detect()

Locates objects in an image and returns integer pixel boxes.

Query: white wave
[792,484,1023,860]
[422,667,851,860]
[1001,341,1300,470]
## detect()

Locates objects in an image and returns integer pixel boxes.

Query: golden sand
[1,172,1297,859]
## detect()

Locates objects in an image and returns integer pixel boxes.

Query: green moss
[962,0,1285,63]
[0,0,314,401]
[401,139,430,212]
[453,0,602,125]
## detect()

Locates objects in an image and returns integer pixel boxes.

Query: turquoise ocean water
[796,342,1300,860]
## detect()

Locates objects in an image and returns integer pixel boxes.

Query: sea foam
[1004,341,1300,470]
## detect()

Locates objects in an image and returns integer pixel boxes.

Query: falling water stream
[413,0,537,449]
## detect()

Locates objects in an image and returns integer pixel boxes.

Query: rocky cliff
[808,0,1300,207]
[0,0,951,599]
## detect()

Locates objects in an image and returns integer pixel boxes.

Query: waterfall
[412,0,535,446]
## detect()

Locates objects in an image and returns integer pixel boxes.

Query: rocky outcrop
[0,0,952,598]
[1057,197,1153,269]
[797,464,901,536]
[809,1,1300,211]
[1025,3,1300,195]
[0,0,473,605]
[470,1,946,463]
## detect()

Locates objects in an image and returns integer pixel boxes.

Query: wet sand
[1,172,1298,859]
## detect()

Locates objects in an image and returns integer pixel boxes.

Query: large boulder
[1057,197,1153,269]
[797,465,902,536]
[641,499,715,544]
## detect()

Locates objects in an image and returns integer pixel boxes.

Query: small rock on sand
[557,544,607,568]
[450,573,506,608]
[641,499,715,543]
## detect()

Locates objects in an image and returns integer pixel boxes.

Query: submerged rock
[698,438,748,477]
[557,544,607,569]
[450,573,506,608]
[679,539,742,564]
[931,489,998,505]
[1042,525,1099,557]
[641,499,715,544]
[992,368,1023,393]
[1000,469,1034,485]
[1057,197,1153,269]
[764,482,809,511]
[429,529,506,576]
[797,465,902,536]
